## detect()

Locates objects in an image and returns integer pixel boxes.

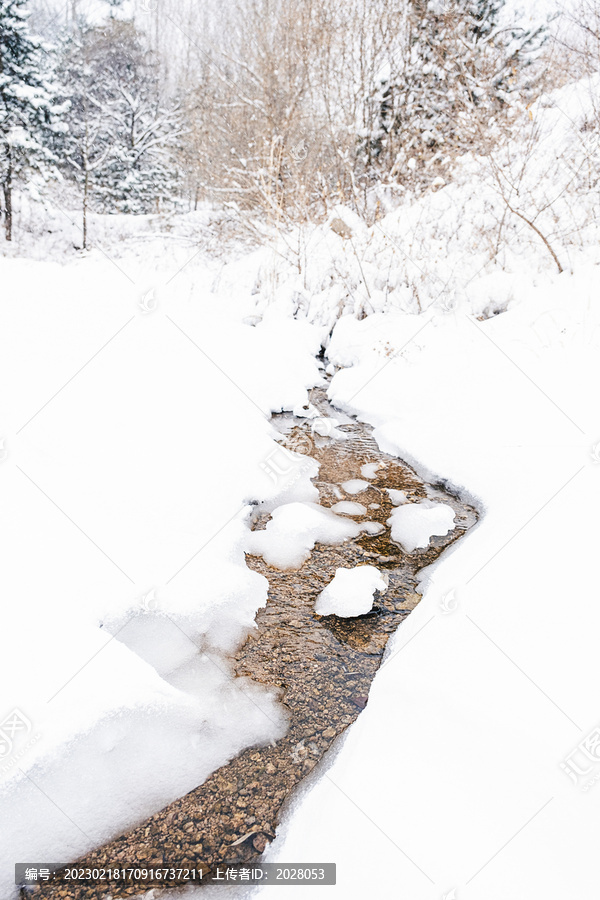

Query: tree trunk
[3,146,13,242]
[83,166,89,250]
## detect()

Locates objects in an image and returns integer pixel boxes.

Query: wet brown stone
[252,834,267,853]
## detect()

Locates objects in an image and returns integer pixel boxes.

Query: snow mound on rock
[342,479,371,495]
[387,500,456,552]
[315,565,388,617]
[330,501,367,516]
[246,502,361,570]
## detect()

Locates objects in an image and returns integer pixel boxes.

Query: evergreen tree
[92,22,183,215]
[365,0,546,186]
[55,24,117,249]
[0,0,62,240]
[57,18,182,246]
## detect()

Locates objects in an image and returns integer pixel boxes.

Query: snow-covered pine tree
[92,21,183,215]
[366,0,546,188]
[466,0,546,101]
[104,0,125,17]
[55,23,119,248]
[0,0,63,240]
[57,18,183,247]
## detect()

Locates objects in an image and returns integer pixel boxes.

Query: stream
[27,386,477,899]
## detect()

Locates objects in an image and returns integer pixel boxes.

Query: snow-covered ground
[253,260,600,899]
[2,65,600,900]
[0,243,324,896]
[240,75,600,900]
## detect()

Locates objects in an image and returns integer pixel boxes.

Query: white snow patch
[315,566,388,617]
[387,500,456,552]
[245,502,361,570]
[361,522,385,535]
[330,501,367,516]
[387,489,408,505]
[360,462,381,479]
[341,479,371,495]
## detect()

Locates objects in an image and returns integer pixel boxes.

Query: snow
[360,521,385,535]
[3,45,600,900]
[242,73,600,900]
[315,566,388,618]
[255,265,600,899]
[329,501,367,516]
[341,479,371,495]
[360,462,381,479]
[387,500,456,552]
[0,246,322,897]
[245,502,361,570]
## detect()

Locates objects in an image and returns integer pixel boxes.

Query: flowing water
[27,387,477,899]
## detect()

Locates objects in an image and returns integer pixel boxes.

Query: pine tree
[467,0,546,100]
[55,24,117,249]
[0,0,62,240]
[57,18,183,246]
[92,21,183,215]
[365,0,546,187]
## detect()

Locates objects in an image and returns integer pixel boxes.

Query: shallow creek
[28,387,477,899]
